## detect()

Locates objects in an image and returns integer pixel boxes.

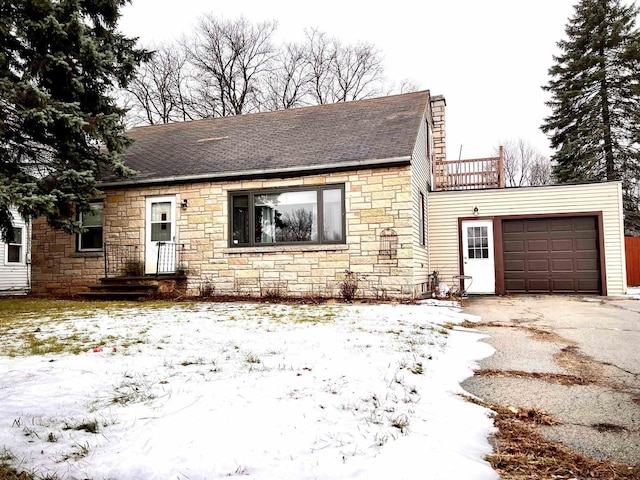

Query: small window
[6,227,23,263]
[78,202,104,251]
[230,186,345,247]
[467,226,489,259]
[150,202,172,242]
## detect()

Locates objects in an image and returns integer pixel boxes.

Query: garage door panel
[550,219,572,232]
[527,240,549,252]
[503,240,524,252]
[552,278,577,292]
[577,279,600,292]
[528,278,552,292]
[551,239,573,252]
[525,220,549,233]
[574,217,597,230]
[576,238,597,251]
[505,278,526,291]
[502,216,601,294]
[503,221,524,234]
[504,259,525,272]
[528,259,550,272]
[551,259,574,271]
[576,258,599,271]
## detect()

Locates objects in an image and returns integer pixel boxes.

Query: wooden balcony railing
[434,146,504,191]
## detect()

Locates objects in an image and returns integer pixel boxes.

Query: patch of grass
[0,298,165,357]
[553,345,604,385]
[441,321,456,329]
[389,414,410,433]
[2,328,97,357]
[0,297,178,326]
[180,357,206,367]
[59,441,90,462]
[462,395,640,479]
[245,353,261,364]
[409,361,423,375]
[0,466,33,480]
[63,419,99,434]
[0,448,33,480]
[111,376,157,406]
[489,416,640,479]
[0,298,131,323]
[473,368,589,386]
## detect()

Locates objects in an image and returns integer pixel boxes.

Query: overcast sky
[119,0,580,160]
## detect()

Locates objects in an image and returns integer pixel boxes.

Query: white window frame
[5,227,24,264]
[77,202,104,252]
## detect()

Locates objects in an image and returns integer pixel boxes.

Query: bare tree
[496,139,553,187]
[332,40,385,101]
[305,29,336,105]
[304,28,385,104]
[396,79,421,94]
[263,42,311,111]
[124,44,195,125]
[184,15,278,116]
[528,157,553,186]
[123,17,400,124]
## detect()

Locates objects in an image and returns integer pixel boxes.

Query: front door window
[150,202,172,242]
[466,226,489,259]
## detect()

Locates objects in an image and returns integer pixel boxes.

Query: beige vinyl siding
[0,209,31,295]
[410,115,430,293]
[427,182,626,295]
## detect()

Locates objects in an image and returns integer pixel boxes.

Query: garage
[502,216,601,294]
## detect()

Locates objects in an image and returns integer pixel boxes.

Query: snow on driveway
[0,301,497,479]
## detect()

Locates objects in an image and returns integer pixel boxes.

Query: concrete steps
[78,274,188,300]
[78,277,160,300]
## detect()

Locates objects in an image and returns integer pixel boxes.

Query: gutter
[99,156,412,188]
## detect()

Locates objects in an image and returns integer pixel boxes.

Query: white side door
[145,196,176,274]
[461,220,495,294]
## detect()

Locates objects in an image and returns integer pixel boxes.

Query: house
[1,208,31,295]
[29,90,628,298]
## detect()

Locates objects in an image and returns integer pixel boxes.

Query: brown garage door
[502,216,601,294]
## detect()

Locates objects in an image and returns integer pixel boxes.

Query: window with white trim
[466,226,489,259]
[230,185,345,247]
[6,227,23,263]
[77,202,104,251]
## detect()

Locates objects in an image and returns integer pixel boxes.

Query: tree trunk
[599,45,616,180]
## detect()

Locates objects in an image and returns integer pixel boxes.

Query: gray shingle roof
[101,90,430,186]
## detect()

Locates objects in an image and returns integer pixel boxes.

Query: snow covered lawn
[0,300,497,480]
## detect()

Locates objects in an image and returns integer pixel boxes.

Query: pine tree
[0,0,149,241]
[542,0,640,233]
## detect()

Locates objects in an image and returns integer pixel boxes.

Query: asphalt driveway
[460,295,640,466]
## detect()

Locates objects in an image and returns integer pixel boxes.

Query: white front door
[145,196,176,274]
[461,220,495,294]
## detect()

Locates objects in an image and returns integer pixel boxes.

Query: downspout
[25,218,32,293]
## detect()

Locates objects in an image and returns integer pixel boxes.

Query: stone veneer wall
[430,96,448,189]
[31,166,420,299]
[31,216,105,295]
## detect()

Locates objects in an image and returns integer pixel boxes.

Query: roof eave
[99,156,412,189]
